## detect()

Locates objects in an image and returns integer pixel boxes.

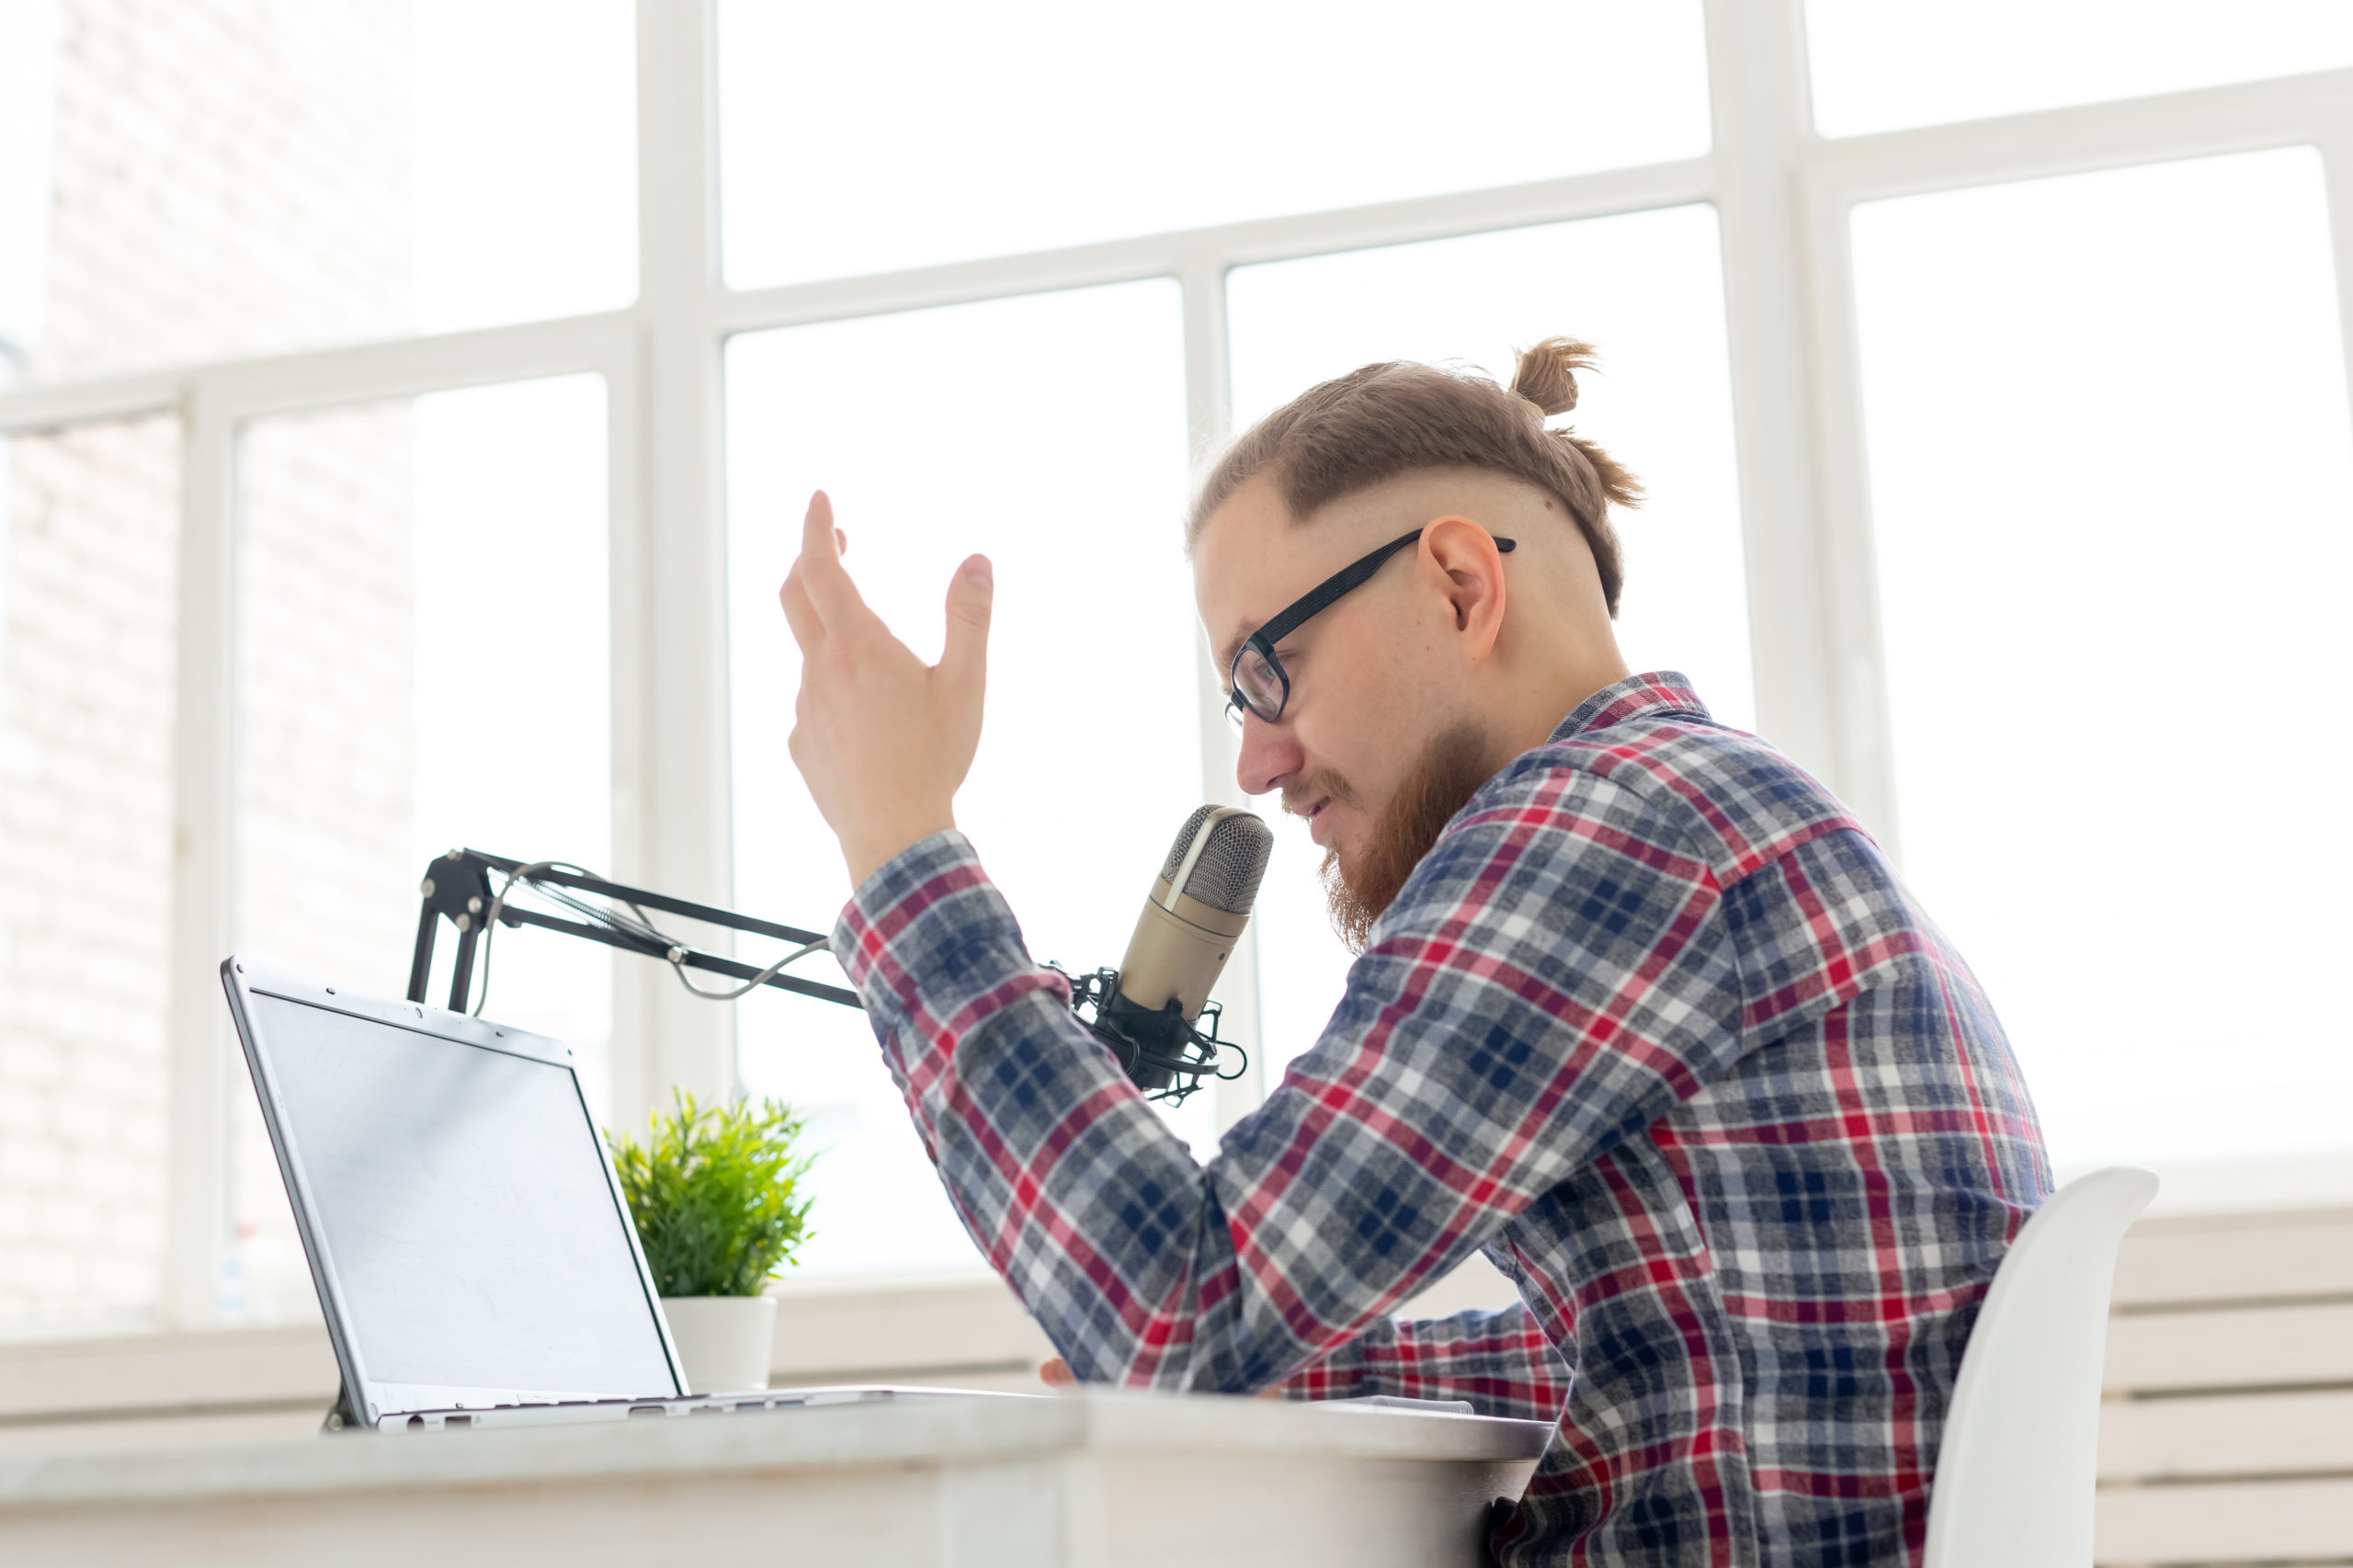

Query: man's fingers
[794,490,868,624]
[938,553,994,697]
[779,568,824,653]
[801,489,835,558]
[1039,1356,1075,1389]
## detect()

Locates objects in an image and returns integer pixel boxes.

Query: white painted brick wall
[0,0,414,1332]
[35,0,415,380]
[0,417,179,1329]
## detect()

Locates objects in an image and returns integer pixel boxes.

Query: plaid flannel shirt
[835,672,2049,1567]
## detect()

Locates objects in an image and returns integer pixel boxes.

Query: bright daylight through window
[717,0,1711,285]
[0,0,2349,1340]
[231,376,612,1324]
[1806,0,2353,136]
[726,283,1198,1273]
[1853,145,2353,1180]
[0,0,632,1335]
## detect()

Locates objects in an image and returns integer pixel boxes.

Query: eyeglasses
[1224,527,1516,730]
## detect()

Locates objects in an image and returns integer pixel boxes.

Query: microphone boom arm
[408,849,1241,1108]
[408,848,864,1014]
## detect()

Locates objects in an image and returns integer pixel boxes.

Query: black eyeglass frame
[1223,527,1517,728]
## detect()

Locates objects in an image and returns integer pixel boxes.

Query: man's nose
[1234,710,1303,799]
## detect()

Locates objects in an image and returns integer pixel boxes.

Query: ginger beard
[1309,723,1496,953]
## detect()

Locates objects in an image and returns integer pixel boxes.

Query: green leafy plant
[606,1090,818,1297]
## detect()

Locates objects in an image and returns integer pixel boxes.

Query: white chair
[1923,1165,2161,1568]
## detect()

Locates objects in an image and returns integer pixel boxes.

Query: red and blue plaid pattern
[836,673,2048,1566]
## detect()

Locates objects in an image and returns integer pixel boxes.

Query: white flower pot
[659,1294,779,1394]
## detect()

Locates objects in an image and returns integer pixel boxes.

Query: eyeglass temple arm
[1245,530,1516,653]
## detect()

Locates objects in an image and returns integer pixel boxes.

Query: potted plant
[607,1090,819,1394]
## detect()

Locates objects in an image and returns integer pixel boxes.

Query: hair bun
[1509,336,1600,418]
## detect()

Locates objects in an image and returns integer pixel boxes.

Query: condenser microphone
[1094,805,1273,1093]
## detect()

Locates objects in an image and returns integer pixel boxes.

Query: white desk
[0,1389,1549,1567]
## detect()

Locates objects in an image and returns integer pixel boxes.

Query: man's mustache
[1282,769,1361,819]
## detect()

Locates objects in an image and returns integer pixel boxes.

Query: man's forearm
[836,832,1511,1396]
[1277,1303,1571,1422]
[837,831,1275,1391]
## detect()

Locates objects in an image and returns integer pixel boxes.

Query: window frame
[0,0,2347,1324]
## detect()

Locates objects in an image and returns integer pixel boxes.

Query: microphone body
[1093,805,1272,1093]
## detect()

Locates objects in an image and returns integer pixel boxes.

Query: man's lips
[1297,796,1336,846]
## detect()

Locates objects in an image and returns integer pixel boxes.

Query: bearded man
[779,340,2048,1567]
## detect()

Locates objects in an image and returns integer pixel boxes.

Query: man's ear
[1421,515,1508,663]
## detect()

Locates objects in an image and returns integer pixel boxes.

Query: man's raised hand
[779,490,993,888]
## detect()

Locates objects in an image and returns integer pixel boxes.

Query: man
[780,340,2048,1565]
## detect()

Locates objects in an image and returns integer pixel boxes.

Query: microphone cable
[465,860,835,1015]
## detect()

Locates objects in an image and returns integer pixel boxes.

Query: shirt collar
[1551,671,1711,743]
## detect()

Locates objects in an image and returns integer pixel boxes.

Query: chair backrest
[1923,1165,2160,1568]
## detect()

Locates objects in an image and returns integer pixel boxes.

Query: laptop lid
[221,957,686,1426]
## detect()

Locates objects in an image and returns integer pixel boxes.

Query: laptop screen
[245,990,679,1411]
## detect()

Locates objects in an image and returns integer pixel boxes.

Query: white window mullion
[0,371,174,434]
[1702,0,1900,846]
[164,378,235,1329]
[1178,254,1269,1129]
[2322,110,2353,454]
[714,160,1714,346]
[601,320,654,1130]
[1808,67,2353,206]
[627,0,734,1119]
[1789,169,1902,857]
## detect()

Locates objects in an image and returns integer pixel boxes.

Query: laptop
[221,956,955,1434]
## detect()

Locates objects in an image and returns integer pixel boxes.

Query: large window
[1852,146,2353,1176]
[715,1,1711,286]
[227,376,613,1324]
[3,0,2349,1329]
[0,0,636,1335]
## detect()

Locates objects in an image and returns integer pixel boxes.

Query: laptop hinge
[322,1380,364,1435]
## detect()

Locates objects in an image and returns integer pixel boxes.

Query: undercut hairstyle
[1188,337,1643,616]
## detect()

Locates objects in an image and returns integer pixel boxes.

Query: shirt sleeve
[832,760,1744,1394]
[1275,1302,1573,1422]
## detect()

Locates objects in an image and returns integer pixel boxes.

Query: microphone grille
[1159,807,1272,915]
[1157,805,1223,883]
